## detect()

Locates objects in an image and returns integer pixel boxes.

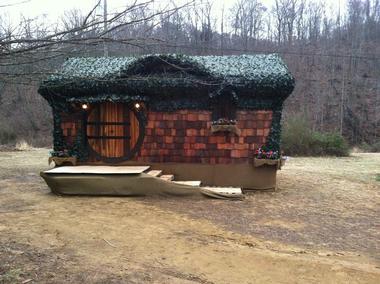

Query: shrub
[281,115,314,156]
[0,125,16,145]
[357,141,380,152]
[357,142,372,152]
[282,115,349,156]
[319,132,349,156]
[369,141,380,152]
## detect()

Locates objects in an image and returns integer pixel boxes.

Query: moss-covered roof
[39,54,294,108]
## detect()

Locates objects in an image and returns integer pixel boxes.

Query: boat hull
[40,172,203,197]
[84,162,279,190]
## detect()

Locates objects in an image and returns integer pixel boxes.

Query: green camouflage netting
[39,54,294,101]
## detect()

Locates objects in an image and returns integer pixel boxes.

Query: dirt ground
[0,149,379,283]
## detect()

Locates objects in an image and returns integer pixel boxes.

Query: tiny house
[39,54,294,190]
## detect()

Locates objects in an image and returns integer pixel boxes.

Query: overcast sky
[1,0,347,27]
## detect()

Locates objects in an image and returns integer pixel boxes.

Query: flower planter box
[48,156,77,167]
[253,157,286,169]
[211,124,241,136]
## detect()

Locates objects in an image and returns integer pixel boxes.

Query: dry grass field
[0,149,379,283]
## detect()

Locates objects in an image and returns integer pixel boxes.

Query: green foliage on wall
[265,104,283,153]
[70,129,89,161]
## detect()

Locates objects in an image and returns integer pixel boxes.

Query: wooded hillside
[0,0,379,146]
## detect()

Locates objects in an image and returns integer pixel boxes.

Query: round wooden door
[86,102,141,162]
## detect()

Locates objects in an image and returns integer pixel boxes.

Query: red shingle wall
[137,110,273,164]
[61,112,81,146]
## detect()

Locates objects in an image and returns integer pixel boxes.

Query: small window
[212,97,237,125]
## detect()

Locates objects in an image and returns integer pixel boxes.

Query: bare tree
[0,0,379,145]
[231,0,266,50]
[0,0,193,78]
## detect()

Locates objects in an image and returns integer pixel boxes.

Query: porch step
[146,170,162,177]
[200,187,244,199]
[145,170,243,199]
[173,181,202,187]
[160,174,174,181]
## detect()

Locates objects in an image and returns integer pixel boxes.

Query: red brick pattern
[137,110,273,164]
[61,112,81,146]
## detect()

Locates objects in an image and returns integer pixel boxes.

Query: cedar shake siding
[137,110,273,164]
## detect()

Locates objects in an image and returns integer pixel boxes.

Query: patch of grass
[376,174,380,182]
[0,268,22,283]
[282,114,349,156]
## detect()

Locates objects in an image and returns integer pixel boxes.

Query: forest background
[0,0,379,152]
